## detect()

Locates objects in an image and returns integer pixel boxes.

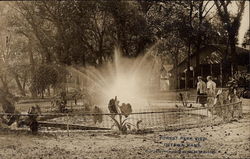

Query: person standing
[197,76,207,107]
[206,76,216,106]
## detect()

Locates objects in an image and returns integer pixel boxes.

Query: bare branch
[203,3,215,18]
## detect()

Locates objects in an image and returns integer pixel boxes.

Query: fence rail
[0,101,243,133]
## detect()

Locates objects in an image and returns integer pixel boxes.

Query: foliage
[214,0,246,69]
[108,98,135,133]
[0,3,34,95]
[0,1,246,95]
[242,29,250,48]
[10,1,231,67]
[30,65,67,97]
[11,1,156,66]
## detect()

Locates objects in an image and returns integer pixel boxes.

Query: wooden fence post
[67,114,70,136]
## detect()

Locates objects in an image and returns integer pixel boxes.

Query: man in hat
[206,76,216,106]
[196,76,207,107]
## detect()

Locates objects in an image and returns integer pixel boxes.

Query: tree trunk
[186,42,192,89]
[13,74,26,96]
[29,45,35,76]
[195,1,203,77]
[185,1,193,89]
[195,37,201,77]
[174,47,179,89]
[229,32,238,73]
[22,73,27,93]
[174,58,178,89]
[195,16,202,77]
[47,87,51,97]
[28,40,37,97]
[0,76,9,94]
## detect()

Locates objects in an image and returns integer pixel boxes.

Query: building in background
[160,65,172,91]
[170,44,250,89]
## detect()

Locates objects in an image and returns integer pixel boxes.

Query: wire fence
[0,100,243,133]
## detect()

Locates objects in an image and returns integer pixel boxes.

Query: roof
[178,44,249,67]
[162,64,173,72]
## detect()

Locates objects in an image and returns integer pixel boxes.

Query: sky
[206,1,249,46]
[238,1,249,45]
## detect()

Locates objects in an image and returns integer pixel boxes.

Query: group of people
[196,76,217,107]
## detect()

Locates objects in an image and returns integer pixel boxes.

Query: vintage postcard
[0,0,249,158]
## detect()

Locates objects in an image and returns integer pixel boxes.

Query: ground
[0,96,249,159]
[0,113,249,159]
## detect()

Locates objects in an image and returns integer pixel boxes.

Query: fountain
[68,44,161,112]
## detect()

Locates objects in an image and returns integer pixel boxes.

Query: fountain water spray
[68,41,162,111]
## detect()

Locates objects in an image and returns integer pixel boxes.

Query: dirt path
[0,113,249,159]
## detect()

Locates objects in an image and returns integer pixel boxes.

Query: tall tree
[103,0,155,57]
[214,0,246,72]
[194,1,215,76]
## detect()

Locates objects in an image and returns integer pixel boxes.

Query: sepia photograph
[0,0,249,158]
